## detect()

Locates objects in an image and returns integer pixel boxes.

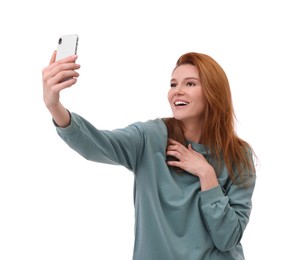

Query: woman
[42,51,256,259]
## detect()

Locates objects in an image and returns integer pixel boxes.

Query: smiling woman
[42,51,256,260]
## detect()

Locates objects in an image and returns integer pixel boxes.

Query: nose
[173,84,185,96]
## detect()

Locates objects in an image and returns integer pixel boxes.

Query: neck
[183,120,203,143]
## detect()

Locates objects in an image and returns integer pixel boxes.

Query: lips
[174,100,189,107]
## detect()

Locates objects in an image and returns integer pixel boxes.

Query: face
[168,64,205,126]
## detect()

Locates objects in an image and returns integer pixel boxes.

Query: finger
[43,56,79,83]
[168,139,187,149]
[47,55,78,72]
[44,62,80,84]
[166,150,182,160]
[188,144,194,151]
[58,77,78,88]
[166,143,183,154]
[52,77,78,93]
[48,62,80,79]
[168,143,188,156]
[166,144,178,151]
[166,160,183,169]
[168,138,180,145]
[49,70,80,86]
[49,50,57,65]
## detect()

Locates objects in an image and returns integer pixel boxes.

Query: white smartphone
[55,34,79,61]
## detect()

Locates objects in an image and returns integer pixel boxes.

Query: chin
[172,115,186,121]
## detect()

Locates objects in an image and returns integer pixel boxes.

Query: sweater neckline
[186,140,210,155]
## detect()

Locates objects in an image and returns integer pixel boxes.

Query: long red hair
[164,52,256,184]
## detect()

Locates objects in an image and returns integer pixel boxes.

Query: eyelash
[186,82,196,87]
[170,82,196,88]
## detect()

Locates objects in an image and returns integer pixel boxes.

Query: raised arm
[42,51,80,127]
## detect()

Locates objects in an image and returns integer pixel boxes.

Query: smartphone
[55,34,79,61]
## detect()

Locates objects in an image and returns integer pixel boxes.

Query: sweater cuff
[199,185,225,205]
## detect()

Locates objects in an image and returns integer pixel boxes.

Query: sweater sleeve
[55,112,145,172]
[199,174,256,251]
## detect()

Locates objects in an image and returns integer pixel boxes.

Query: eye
[170,83,177,88]
[186,82,196,87]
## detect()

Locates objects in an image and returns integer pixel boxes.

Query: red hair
[164,52,256,184]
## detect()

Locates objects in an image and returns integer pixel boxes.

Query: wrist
[48,103,71,128]
[195,164,215,179]
[196,166,219,191]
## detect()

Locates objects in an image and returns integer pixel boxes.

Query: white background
[1,0,300,259]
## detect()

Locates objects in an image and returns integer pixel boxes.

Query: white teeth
[175,101,189,106]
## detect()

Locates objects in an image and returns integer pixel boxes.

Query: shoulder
[131,118,168,147]
[140,118,166,132]
[133,118,167,137]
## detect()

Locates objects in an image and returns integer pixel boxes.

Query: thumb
[49,50,57,65]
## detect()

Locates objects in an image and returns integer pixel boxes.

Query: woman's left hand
[166,139,219,190]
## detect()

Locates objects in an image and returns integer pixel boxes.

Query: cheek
[196,89,205,102]
[199,96,207,112]
[167,89,173,103]
[194,89,206,110]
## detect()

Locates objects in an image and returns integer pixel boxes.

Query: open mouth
[174,101,189,107]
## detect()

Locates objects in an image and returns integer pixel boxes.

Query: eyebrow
[170,77,200,82]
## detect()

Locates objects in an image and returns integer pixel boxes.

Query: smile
[174,101,189,106]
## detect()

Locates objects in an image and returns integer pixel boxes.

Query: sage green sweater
[56,112,256,260]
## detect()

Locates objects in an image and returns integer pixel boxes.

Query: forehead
[172,64,199,80]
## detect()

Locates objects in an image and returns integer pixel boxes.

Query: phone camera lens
[58,38,62,44]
